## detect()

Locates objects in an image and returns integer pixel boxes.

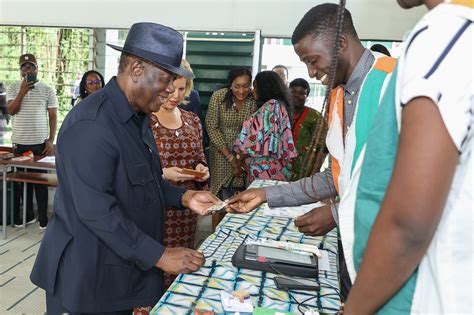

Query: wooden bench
[4,171,57,229]
[1,151,57,238]
[6,172,58,187]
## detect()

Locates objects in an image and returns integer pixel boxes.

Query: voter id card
[206,200,228,213]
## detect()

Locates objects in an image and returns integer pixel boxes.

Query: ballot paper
[262,201,326,219]
[220,290,253,313]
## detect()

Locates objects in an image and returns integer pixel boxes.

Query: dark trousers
[46,292,132,315]
[338,239,352,302]
[13,143,48,225]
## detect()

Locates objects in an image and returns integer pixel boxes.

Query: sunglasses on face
[21,63,37,71]
[86,79,102,85]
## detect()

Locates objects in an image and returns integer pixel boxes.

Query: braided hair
[292,1,348,200]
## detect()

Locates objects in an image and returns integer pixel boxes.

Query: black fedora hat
[107,22,193,79]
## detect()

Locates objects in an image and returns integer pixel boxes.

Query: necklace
[232,99,244,112]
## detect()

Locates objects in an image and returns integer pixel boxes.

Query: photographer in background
[7,53,58,229]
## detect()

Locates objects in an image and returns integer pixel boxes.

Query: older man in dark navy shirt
[30,23,220,314]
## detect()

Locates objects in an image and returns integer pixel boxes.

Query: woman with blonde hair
[149,59,209,287]
[133,60,209,315]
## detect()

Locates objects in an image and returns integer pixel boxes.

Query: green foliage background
[0,26,91,116]
[0,26,92,144]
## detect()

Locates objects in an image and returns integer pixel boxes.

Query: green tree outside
[0,26,91,144]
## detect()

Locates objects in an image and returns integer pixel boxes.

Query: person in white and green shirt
[344,0,472,313]
[226,3,396,301]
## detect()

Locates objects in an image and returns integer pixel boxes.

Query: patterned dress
[149,109,207,288]
[205,88,256,196]
[233,99,297,183]
[291,107,325,180]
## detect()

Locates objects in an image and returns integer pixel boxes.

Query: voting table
[151,180,341,314]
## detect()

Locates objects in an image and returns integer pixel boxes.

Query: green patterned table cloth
[151,180,341,314]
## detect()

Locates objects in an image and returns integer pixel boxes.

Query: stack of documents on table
[262,201,325,219]
[38,156,55,164]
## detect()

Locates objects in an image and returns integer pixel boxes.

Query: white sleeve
[400,15,473,151]
[47,86,59,108]
[6,82,19,101]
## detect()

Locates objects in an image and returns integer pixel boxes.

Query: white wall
[0,0,426,40]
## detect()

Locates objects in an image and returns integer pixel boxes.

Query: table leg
[10,180,13,227]
[2,166,7,239]
[11,167,15,227]
[22,181,27,228]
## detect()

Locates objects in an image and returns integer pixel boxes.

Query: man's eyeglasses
[20,63,37,71]
[86,79,102,85]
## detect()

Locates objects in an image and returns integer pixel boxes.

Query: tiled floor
[0,223,46,314]
[0,215,213,314]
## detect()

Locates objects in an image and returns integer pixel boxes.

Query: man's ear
[129,59,144,83]
[339,34,349,53]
